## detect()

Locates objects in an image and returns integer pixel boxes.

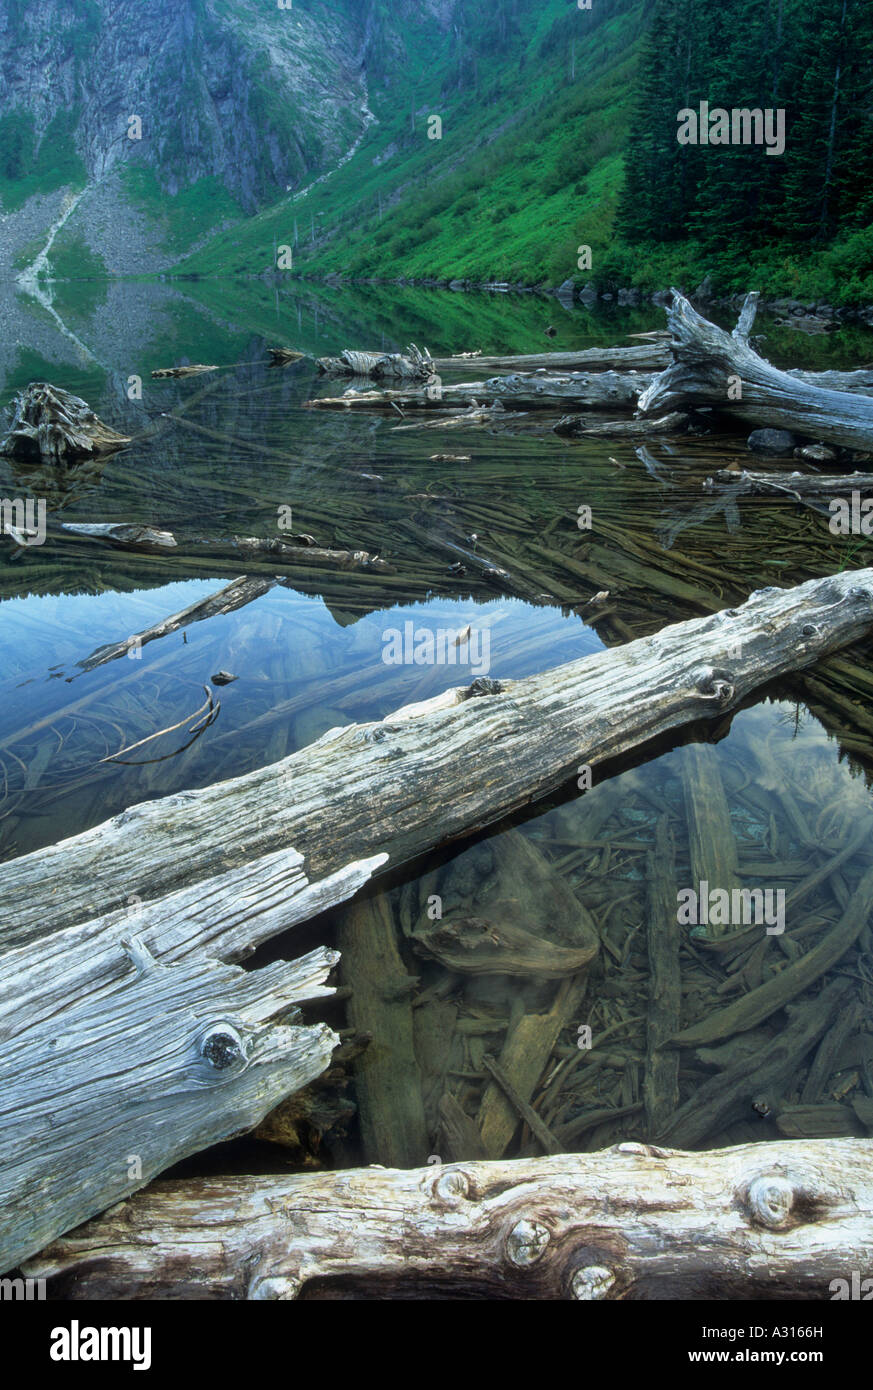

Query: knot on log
[693,666,735,704]
[200,1024,245,1071]
[800,622,821,640]
[505,1219,551,1267]
[570,1264,617,1300]
[746,1174,795,1229]
[431,1168,470,1205]
[248,1275,300,1300]
[464,677,503,699]
[615,1141,666,1158]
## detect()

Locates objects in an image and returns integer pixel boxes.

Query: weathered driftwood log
[5,570,873,955]
[23,1140,873,1299]
[316,343,434,380]
[321,345,671,375]
[705,469,873,498]
[638,292,873,451]
[554,411,690,439]
[0,383,131,463]
[308,370,645,413]
[0,837,392,1273]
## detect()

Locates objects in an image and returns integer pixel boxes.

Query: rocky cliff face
[0,0,462,271]
[0,0,375,210]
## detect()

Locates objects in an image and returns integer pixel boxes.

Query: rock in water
[0,383,131,464]
[747,428,797,456]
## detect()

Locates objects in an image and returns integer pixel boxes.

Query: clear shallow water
[2,277,873,1170]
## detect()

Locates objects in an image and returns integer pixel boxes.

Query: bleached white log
[23,1140,873,1299]
[4,570,873,956]
[638,292,873,451]
[0,847,387,1273]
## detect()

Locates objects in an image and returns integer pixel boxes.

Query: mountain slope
[0,0,392,274]
[181,0,647,287]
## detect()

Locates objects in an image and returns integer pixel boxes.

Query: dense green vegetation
[121,167,245,256]
[181,0,645,285]
[612,0,873,299]
[2,0,870,303]
[0,109,85,211]
[184,0,872,304]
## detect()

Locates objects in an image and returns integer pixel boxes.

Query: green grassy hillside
[181,0,873,306]
[181,0,645,287]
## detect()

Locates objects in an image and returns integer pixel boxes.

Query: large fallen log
[638,292,873,452]
[307,370,645,413]
[318,344,671,376]
[22,1139,873,1299]
[4,569,873,957]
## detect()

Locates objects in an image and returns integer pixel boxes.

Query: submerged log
[151,365,218,379]
[638,292,873,452]
[662,980,853,1149]
[0,383,131,463]
[680,742,741,940]
[338,894,429,1168]
[478,976,586,1158]
[5,570,873,956]
[644,818,681,1137]
[554,411,690,439]
[23,1139,873,1299]
[671,861,873,1051]
[705,469,873,498]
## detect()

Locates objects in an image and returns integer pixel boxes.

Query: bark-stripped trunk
[23,1140,873,1300]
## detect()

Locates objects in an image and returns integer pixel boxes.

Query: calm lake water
[2,275,873,1170]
